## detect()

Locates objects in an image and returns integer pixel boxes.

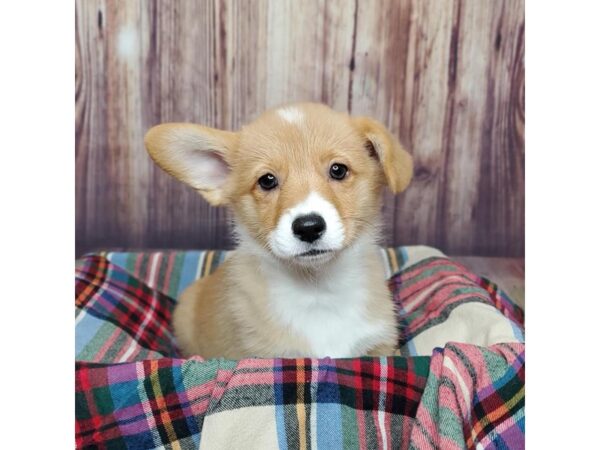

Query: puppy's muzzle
[292,214,326,243]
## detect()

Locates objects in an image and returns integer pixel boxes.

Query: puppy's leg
[172,279,205,357]
[366,342,398,357]
[173,263,238,358]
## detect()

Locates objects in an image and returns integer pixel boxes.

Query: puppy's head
[145,103,412,266]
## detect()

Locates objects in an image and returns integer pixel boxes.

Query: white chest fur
[260,244,387,358]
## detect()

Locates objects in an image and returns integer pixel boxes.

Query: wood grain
[76,0,524,257]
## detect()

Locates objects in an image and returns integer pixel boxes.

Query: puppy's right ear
[144,123,238,206]
[351,117,413,193]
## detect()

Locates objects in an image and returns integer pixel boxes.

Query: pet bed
[75,246,524,449]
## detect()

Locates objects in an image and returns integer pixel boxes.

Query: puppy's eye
[258,173,278,190]
[329,163,348,180]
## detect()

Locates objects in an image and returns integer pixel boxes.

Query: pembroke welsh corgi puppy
[145,103,413,359]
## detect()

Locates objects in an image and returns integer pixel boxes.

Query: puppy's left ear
[352,117,413,193]
[144,123,238,206]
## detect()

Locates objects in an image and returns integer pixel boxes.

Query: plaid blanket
[76,246,524,449]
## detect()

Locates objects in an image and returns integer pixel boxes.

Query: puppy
[145,103,413,359]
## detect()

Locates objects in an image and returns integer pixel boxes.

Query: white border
[0,1,73,446]
[527,1,600,448]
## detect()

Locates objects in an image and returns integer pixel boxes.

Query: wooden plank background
[76,0,524,257]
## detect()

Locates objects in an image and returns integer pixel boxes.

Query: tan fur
[173,244,397,358]
[146,103,413,358]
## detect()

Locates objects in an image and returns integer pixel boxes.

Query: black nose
[292,214,326,243]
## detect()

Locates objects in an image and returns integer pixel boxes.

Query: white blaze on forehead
[268,191,345,259]
[277,106,304,125]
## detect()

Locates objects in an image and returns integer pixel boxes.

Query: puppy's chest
[266,273,386,358]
